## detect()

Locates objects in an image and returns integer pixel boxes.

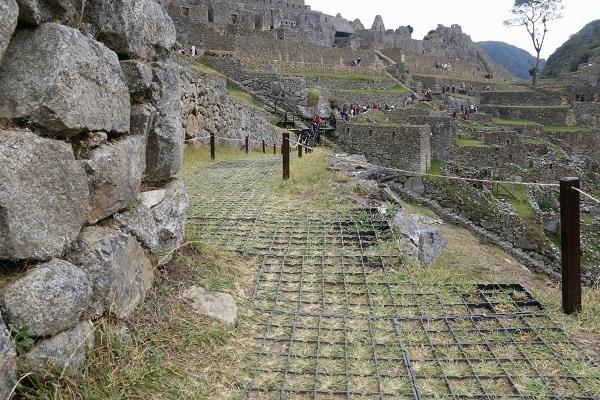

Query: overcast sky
[306,0,600,58]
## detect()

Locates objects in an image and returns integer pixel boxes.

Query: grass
[543,124,592,133]
[336,84,409,95]
[179,145,267,177]
[227,87,264,109]
[486,104,571,109]
[492,117,543,127]
[456,137,489,147]
[426,159,445,182]
[493,183,535,222]
[307,89,320,107]
[283,70,392,81]
[518,137,566,159]
[15,243,259,399]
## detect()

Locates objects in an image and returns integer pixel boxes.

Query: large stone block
[66,227,153,319]
[0,315,16,400]
[0,23,130,137]
[145,63,184,183]
[114,204,160,251]
[25,320,94,375]
[0,130,89,261]
[83,135,146,224]
[83,0,176,61]
[120,60,153,102]
[0,0,17,63]
[15,0,85,27]
[1,259,91,337]
[152,179,188,255]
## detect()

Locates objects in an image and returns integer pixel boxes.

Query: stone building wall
[480,105,571,126]
[386,109,457,161]
[337,121,432,173]
[573,102,600,127]
[0,0,190,392]
[480,90,564,106]
[180,69,282,145]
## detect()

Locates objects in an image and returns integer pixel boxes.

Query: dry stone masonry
[0,0,192,387]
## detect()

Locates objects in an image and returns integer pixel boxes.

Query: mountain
[542,20,600,78]
[477,41,545,80]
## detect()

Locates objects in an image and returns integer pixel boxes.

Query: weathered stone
[121,60,153,101]
[543,219,560,235]
[0,23,130,137]
[0,315,16,400]
[83,0,176,61]
[145,63,184,183]
[391,212,448,266]
[114,204,160,251]
[66,227,153,319]
[83,136,146,224]
[405,177,426,195]
[25,320,94,375]
[139,189,166,209]
[130,103,156,137]
[15,0,84,27]
[152,179,188,254]
[0,0,17,63]
[1,260,91,337]
[0,130,89,261]
[183,286,237,327]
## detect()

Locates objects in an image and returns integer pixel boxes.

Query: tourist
[453,111,457,119]
[191,45,197,56]
[329,112,337,128]
[451,85,455,93]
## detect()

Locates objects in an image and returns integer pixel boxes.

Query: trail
[185,156,599,399]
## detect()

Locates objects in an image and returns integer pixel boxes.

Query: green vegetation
[456,137,489,147]
[518,137,566,159]
[449,92,478,101]
[542,20,600,78]
[543,124,592,133]
[492,117,591,133]
[283,70,392,81]
[307,89,320,107]
[493,183,535,221]
[227,87,264,109]
[486,104,570,109]
[179,145,266,177]
[426,159,445,181]
[337,84,409,95]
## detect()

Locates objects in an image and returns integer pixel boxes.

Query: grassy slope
[19,148,599,398]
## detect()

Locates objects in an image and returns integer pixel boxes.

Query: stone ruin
[0,0,281,395]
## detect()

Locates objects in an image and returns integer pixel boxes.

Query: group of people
[351,57,362,67]
[452,103,478,120]
[435,61,452,71]
[423,88,433,101]
[440,82,473,95]
[181,45,198,56]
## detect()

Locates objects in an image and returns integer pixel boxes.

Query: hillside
[542,19,600,78]
[478,41,545,80]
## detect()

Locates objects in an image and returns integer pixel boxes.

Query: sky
[306,0,600,59]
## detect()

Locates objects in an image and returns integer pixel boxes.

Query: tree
[504,0,564,88]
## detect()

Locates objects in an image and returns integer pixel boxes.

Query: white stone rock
[183,286,237,327]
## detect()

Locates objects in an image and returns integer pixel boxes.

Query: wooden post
[560,177,582,314]
[210,132,215,161]
[262,140,266,154]
[245,136,249,154]
[297,140,303,158]
[282,132,290,180]
[273,143,276,155]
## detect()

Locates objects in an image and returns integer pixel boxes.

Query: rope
[291,139,560,188]
[572,187,600,205]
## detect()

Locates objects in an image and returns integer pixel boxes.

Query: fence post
[245,136,249,154]
[560,177,582,314]
[262,140,266,154]
[298,140,303,158]
[282,132,290,180]
[210,132,215,161]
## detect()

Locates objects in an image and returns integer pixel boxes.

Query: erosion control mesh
[185,157,600,400]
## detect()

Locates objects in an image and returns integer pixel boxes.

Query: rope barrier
[291,139,560,188]
[572,187,600,205]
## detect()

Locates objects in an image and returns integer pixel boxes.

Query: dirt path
[185,157,600,399]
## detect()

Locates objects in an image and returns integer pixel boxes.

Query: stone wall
[480,90,564,106]
[386,109,457,161]
[337,121,431,173]
[480,105,571,126]
[0,0,189,390]
[180,68,282,145]
[573,102,600,128]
